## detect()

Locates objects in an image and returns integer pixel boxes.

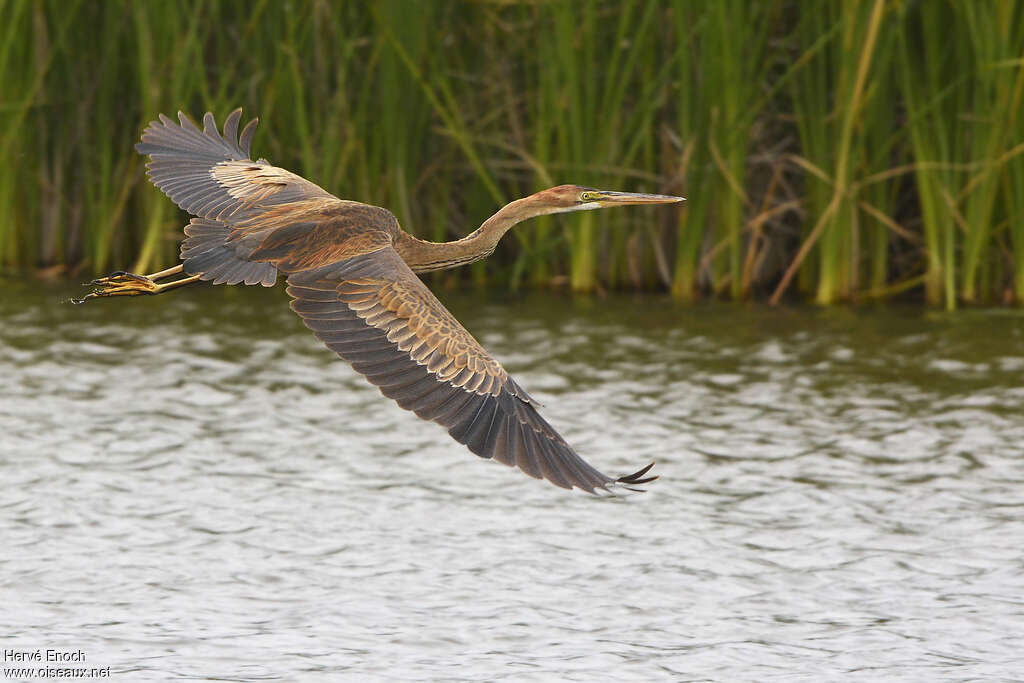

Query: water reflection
[2,277,1024,681]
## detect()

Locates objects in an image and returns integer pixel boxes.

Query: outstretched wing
[136,109,362,287]
[136,108,338,223]
[286,245,656,493]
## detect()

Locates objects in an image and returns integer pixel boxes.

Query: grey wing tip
[135,107,257,161]
[613,462,657,492]
[239,117,260,157]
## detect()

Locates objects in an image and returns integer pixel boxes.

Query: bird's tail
[180,218,278,287]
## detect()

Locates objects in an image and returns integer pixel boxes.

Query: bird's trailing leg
[73,264,202,304]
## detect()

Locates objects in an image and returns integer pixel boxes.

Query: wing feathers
[238,117,259,158]
[284,248,656,493]
[511,424,542,480]
[136,109,336,223]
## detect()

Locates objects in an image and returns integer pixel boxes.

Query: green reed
[897,0,1024,309]
[2,0,1023,307]
[664,0,775,300]
[958,1,1024,305]
[785,0,892,305]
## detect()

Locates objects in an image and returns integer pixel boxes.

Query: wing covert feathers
[287,248,657,493]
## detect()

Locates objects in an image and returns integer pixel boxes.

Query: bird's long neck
[395,195,550,273]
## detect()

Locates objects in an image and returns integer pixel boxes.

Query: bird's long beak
[590,190,685,206]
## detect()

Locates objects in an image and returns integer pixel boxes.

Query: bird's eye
[579,191,597,201]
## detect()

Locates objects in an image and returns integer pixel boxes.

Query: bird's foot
[71,265,201,304]
[72,271,159,304]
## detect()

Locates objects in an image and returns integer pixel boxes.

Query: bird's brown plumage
[132,108,660,493]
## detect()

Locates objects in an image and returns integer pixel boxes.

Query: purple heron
[77,109,682,494]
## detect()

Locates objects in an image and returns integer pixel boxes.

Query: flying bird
[77,109,683,493]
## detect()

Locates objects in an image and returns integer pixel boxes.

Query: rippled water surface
[3,278,1024,681]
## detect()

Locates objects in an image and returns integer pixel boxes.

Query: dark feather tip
[615,462,658,488]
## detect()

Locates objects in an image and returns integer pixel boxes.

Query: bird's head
[531,184,685,214]
[477,183,685,243]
